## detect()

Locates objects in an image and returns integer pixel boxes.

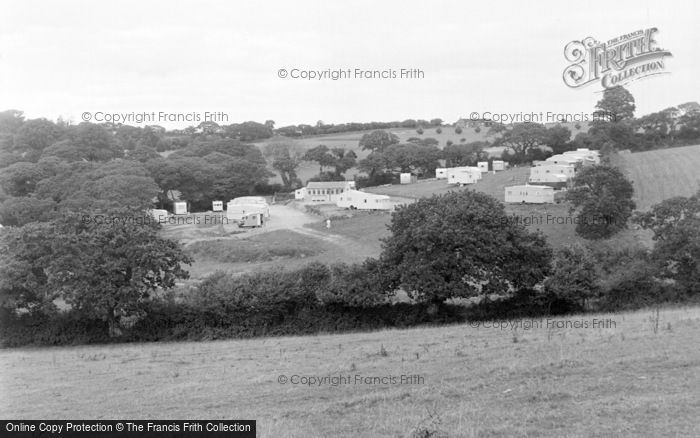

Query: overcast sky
[1,0,698,128]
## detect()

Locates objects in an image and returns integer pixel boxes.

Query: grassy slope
[616,144,700,211]
[2,306,698,437]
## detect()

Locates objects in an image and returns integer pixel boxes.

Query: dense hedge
[1,260,694,347]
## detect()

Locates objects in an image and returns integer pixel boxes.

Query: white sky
[1,0,698,128]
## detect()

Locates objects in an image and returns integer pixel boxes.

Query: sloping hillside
[616,145,700,211]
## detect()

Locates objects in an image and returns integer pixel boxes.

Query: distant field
[616,144,700,211]
[256,127,494,185]
[2,306,699,437]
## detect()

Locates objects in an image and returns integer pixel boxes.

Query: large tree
[379,191,552,305]
[488,122,547,162]
[566,165,636,239]
[358,130,399,152]
[0,211,191,335]
[544,244,600,309]
[264,142,302,189]
[633,191,700,294]
[595,86,636,121]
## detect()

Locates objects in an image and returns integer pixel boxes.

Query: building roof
[307,181,352,189]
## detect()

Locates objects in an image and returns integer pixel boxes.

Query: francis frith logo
[563,27,672,89]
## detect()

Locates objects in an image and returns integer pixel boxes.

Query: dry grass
[616,145,700,211]
[1,306,699,437]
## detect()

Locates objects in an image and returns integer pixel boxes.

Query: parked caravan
[212,200,223,212]
[238,213,264,228]
[447,169,479,186]
[446,167,481,180]
[545,154,581,166]
[226,196,270,221]
[400,173,417,184]
[294,187,307,200]
[528,173,568,189]
[492,160,506,171]
[336,190,393,210]
[504,185,555,204]
[173,201,188,215]
[477,161,489,172]
[436,168,448,179]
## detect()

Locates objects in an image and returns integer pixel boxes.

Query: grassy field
[616,145,700,211]
[186,230,331,264]
[2,306,699,437]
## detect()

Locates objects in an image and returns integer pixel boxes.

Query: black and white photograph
[1,1,699,437]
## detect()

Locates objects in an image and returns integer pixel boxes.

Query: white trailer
[477,161,489,172]
[504,185,555,204]
[545,154,581,166]
[226,196,270,221]
[400,173,417,184]
[336,190,393,210]
[448,169,479,185]
[447,166,481,180]
[436,168,448,179]
[173,201,188,215]
[212,200,223,212]
[492,160,506,171]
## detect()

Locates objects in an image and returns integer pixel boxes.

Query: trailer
[492,160,506,171]
[212,200,223,212]
[227,196,270,221]
[436,168,448,179]
[336,190,393,210]
[400,173,417,184]
[173,201,188,215]
[238,213,264,228]
[446,166,481,180]
[447,169,479,186]
[504,185,555,204]
[477,161,489,172]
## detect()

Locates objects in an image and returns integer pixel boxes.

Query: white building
[477,161,489,172]
[336,190,393,210]
[212,200,224,212]
[227,196,270,221]
[301,181,355,203]
[400,173,417,184]
[504,185,555,204]
[492,160,506,171]
[149,209,169,223]
[294,187,307,200]
[436,168,448,179]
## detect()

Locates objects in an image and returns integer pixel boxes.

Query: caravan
[504,185,555,204]
[336,190,393,210]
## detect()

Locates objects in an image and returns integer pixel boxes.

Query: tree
[455,126,463,135]
[358,130,399,152]
[13,118,63,158]
[146,157,216,209]
[595,86,635,121]
[303,145,333,173]
[566,165,636,239]
[488,122,547,162]
[544,244,600,309]
[1,210,191,335]
[0,162,45,196]
[544,125,573,154]
[0,109,25,134]
[379,191,552,306]
[442,142,489,167]
[633,191,700,294]
[264,142,302,189]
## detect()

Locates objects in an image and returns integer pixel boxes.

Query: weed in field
[379,344,388,357]
[410,409,448,438]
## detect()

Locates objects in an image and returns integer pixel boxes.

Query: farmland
[2,306,699,437]
[616,144,700,211]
